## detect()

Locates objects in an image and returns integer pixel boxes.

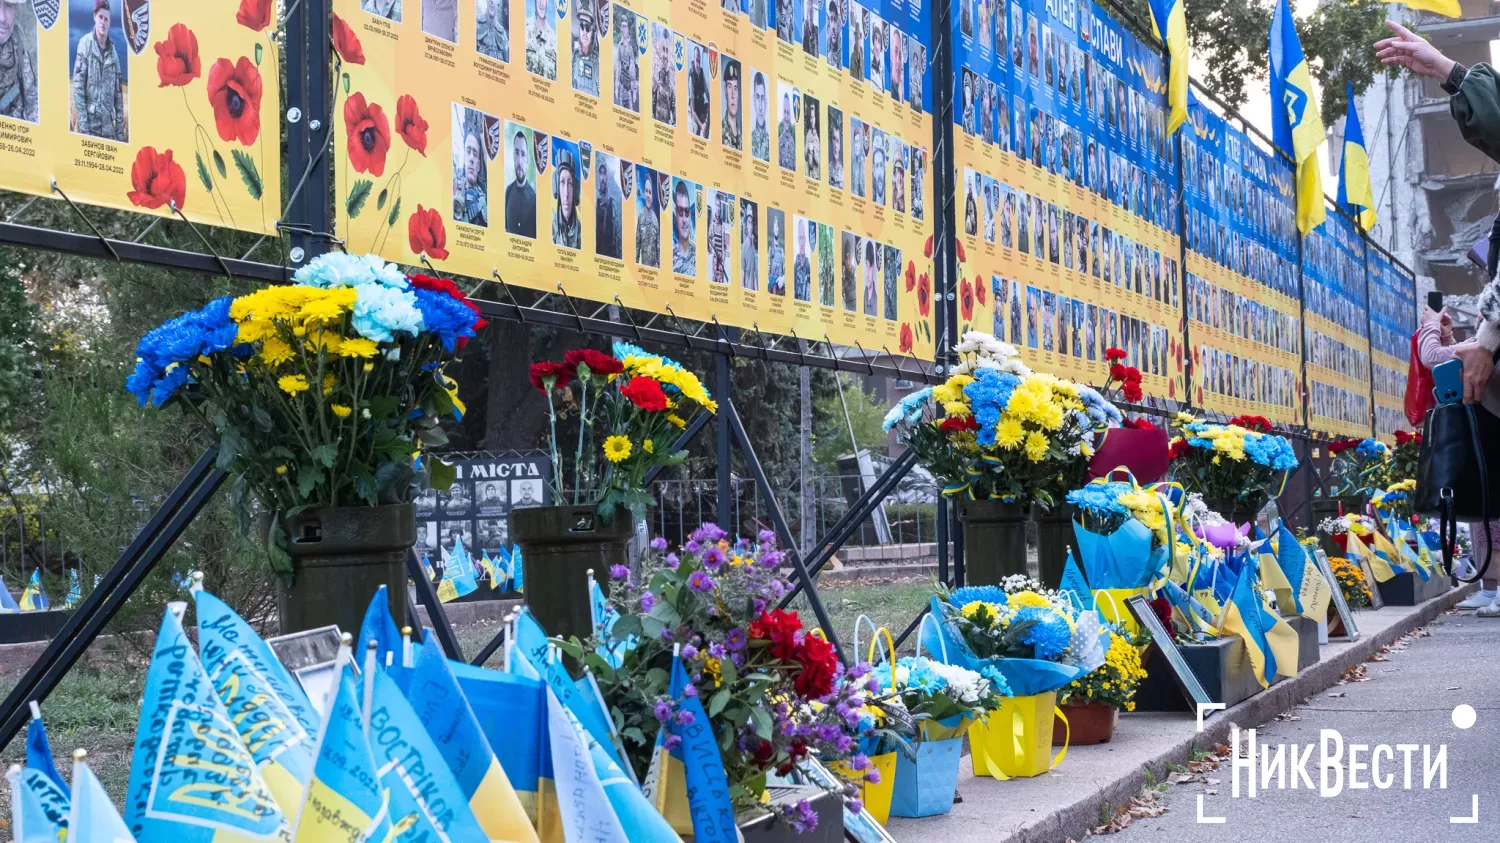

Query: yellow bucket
[969,692,1069,779]
[830,751,898,825]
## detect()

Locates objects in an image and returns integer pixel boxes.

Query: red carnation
[410,273,469,307]
[1148,596,1174,631]
[959,277,974,321]
[1108,363,1127,382]
[793,634,838,700]
[407,205,449,260]
[939,416,979,434]
[344,92,390,175]
[899,322,914,353]
[621,375,669,412]
[332,14,365,65]
[1123,417,1158,431]
[126,147,187,211]
[153,24,200,87]
[564,348,625,378]
[1122,380,1143,402]
[395,94,429,156]
[917,273,932,318]
[236,0,272,31]
[749,609,804,661]
[1394,430,1412,445]
[529,361,573,392]
[1124,367,1141,381]
[1168,438,1193,460]
[206,57,263,145]
[1104,346,1127,362]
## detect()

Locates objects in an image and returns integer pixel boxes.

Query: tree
[811,375,890,468]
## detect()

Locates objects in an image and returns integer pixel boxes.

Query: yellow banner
[332,0,935,360]
[0,0,278,234]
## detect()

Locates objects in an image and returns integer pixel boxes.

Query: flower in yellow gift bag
[969,692,1070,779]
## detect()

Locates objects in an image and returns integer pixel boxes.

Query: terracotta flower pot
[1053,701,1118,745]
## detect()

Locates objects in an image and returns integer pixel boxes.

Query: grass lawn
[789,576,936,656]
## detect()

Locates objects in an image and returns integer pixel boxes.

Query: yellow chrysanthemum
[604,435,633,463]
[943,401,972,418]
[278,374,310,396]
[322,374,336,395]
[644,440,655,454]
[297,288,357,324]
[704,656,723,688]
[340,337,380,359]
[259,336,295,367]
[275,464,288,475]
[996,418,1025,449]
[1038,402,1066,431]
[332,404,352,418]
[1008,591,1051,611]
[1024,430,1049,462]
[1175,412,1198,424]
[235,318,276,344]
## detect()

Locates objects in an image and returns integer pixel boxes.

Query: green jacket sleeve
[1451,63,1500,164]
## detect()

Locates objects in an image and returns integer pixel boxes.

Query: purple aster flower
[650,536,669,551]
[639,592,656,612]
[834,734,852,753]
[850,753,871,772]
[753,598,767,615]
[850,662,871,679]
[653,700,673,722]
[664,553,680,569]
[864,768,881,784]
[865,676,881,693]
[692,522,727,544]
[685,540,701,554]
[761,550,784,568]
[664,735,682,751]
[609,564,630,580]
[816,724,842,742]
[708,642,727,660]
[758,529,777,547]
[729,651,745,667]
[702,546,727,569]
[834,702,851,719]
[681,644,699,660]
[676,709,696,726]
[661,628,674,641]
[792,799,819,832]
[735,537,752,552]
[687,571,717,593]
[724,628,747,651]
[682,683,698,698]
[848,799,864,816]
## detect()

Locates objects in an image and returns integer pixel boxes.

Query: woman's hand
[1454,340,1495,404]
[1375,20,1457,83]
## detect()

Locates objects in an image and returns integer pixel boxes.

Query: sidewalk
[887,585,1472,843]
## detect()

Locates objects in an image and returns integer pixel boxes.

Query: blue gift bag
[889,736,964,818]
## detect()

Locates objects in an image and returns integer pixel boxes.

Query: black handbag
[1414,401,1500,581]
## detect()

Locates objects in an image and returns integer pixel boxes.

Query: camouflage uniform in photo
[72,32,123,140]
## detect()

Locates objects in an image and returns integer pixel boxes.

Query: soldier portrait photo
[706,188,732,285]
[849,116,865,198]
[870,126,886,206]
[891,139,906,215]
[511,478,544,508]
[476,480,508,516]
[840,231,857,312]
[868,13,885,94]
[777,86,795,172]
[451,106,491,227]
[550,137,582,249]
[861,237,878,316]
[827,105,843,190]
[595,150,624,259]
[765,207,785,296]
[503,121,538,238]
[908,37,925,112]
[572,0,601,97]
[613,7,640,112]
[476,0,509,62]
[739,197,758,290]
[634,165,661,267]
[800,0,818,56]
[439,479,472,515]
[749,69,770,162]
[362,0,402,21]
[687,39,710,139]
[525,0,557,81]
[824,0,840,69]
[0,0,38,124]
[749,0,767,30]
[802,94,820,181]
[670,177,697,277]
[817,223,835,307]
[888,22,904,103]
[849,4,865,80]
[720,56,741,152]
[69,0,126,141]
[911,145,925,220]
[775,0,793,44]
[792,215,811,302]
[423,0,458,42]
[650,23,675,126]
[883,243,900,320]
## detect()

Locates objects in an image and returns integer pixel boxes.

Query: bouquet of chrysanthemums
[1167,413,1298,506]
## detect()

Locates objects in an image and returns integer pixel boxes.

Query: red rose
[126,147,187,211]
[333,14,366,65]
[1168,438,1193,460]
[407,205,449,260]
[939,416,978,434]
[529,361,573,392]
[793,635,838,700]
[959,277,974,321]
[917,273,932,318]
[975,275,987,306]
[621,375,669,412]
[1108,363,1127,383]
[1122,380,1143,402]
[236,0,272,31]
[154,24,200,87]
[749,609,803,661]
[899,323,914,353]
[904,260,916,292]
[1104,346,1127,362]
[564,348,624,377]
[206,57,263,145]
[344,92,390,175]
[395,94,429,156]
[1394,430,1412,445]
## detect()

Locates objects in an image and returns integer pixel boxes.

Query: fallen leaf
[1328,692,1346,698]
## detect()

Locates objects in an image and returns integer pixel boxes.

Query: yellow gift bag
[1091,589,1141,636]
[831,616,902,825]
[969,692,1070,779]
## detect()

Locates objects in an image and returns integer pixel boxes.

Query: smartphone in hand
[1434,358,1464,405]
[1429,290,1444,312]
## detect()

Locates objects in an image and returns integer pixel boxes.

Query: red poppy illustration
[332,14,366,65]
[924,234,934,258]
[344,93,390,176]
[959,277,974,321]
[917,272,931,318]
[956,240,967,263]
[904,260,916,292]
[153,24,200,87]
[1197,386,1204,404]
[899,323,914,353]
[236,0,272,31]
[1169,380,1176,399]
[206,57,263,145]
[408,205,449,260]
[126,147,187,211]
[395,94,429,156]
[974,274,986,306]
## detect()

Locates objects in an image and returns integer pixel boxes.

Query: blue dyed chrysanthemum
[1065,482,1132,518]
[949,585,1008,607]
[412,288,479,352]
[1015,606,1072,660]
[126,295,243,406]
[963,369,1022,446]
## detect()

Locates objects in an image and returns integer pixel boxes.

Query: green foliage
[811,375,890,467]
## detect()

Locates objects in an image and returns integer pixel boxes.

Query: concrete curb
[998,584,1474,843]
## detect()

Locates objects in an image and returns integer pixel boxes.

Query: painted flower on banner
[206,57,263,145]
[126,147,187,211]
[395,95,429,156]
[344,93,390,176]
[917,272,931,317]
[332,14,365,65]
[236,0,272,31]
[959,276,974,321]
[407,205,449,260]
[899,322,914,353]
[975,274,986,306]
[153,24,200,87]
[905,260,916,292]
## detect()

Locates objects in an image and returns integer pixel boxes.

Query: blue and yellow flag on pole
[1336,82,1377,230]
[406,633,540,843]
[1147,0,1189,135]
[1059,550,1095,611]
[8,763,69,842]
[123,606,291,841]
[1217,562,1301,688]
[1269,0,1326,235]
[437,537,479,603]
[1273,523,1334,620]
[1394,0,1461,18]
[643,654,736,843]
[194,589,320,817]
[26,704,66,794]
[293,663,391,843]
[19,569,47,612]
[449,660,547,831]
[544,688,629,843]
[71,751,135,843]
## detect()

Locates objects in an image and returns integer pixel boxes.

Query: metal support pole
[0,449,226,749]
[936,498,949,586]
[951,502,965,587]
[407,549,464,661]
[724,399,846,665]
[285,0,333,268]
[716,344,734,529]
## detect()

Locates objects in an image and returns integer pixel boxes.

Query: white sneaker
[1457,590,1497,610]
[1477,600,1500,618]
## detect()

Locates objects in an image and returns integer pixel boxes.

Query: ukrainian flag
[1274,523,1333,621]
[512,609,626,770]
[1346,529,1398,582]
[7,763,69,842]
[26,705,66,793]
[70,750,135,843]
[1218,561,1301,688]
[1254,526,1296,607]
[449,661,547,832]
[64,570,80,609]
[1147,0,1189,135]
[1336,82,1377,230]
[19,569,47,612]
[1059,550,1095,611]
[123,606,290,841]
[643,654,736,843]
[406,634,539,843]
[0,578,19,612]
[543,688,629,843]
[437,537,479,603]
[1394,0,1461,18]
[1269,0,1326,235]
[194,589,320,816]
[293,664,391,842]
